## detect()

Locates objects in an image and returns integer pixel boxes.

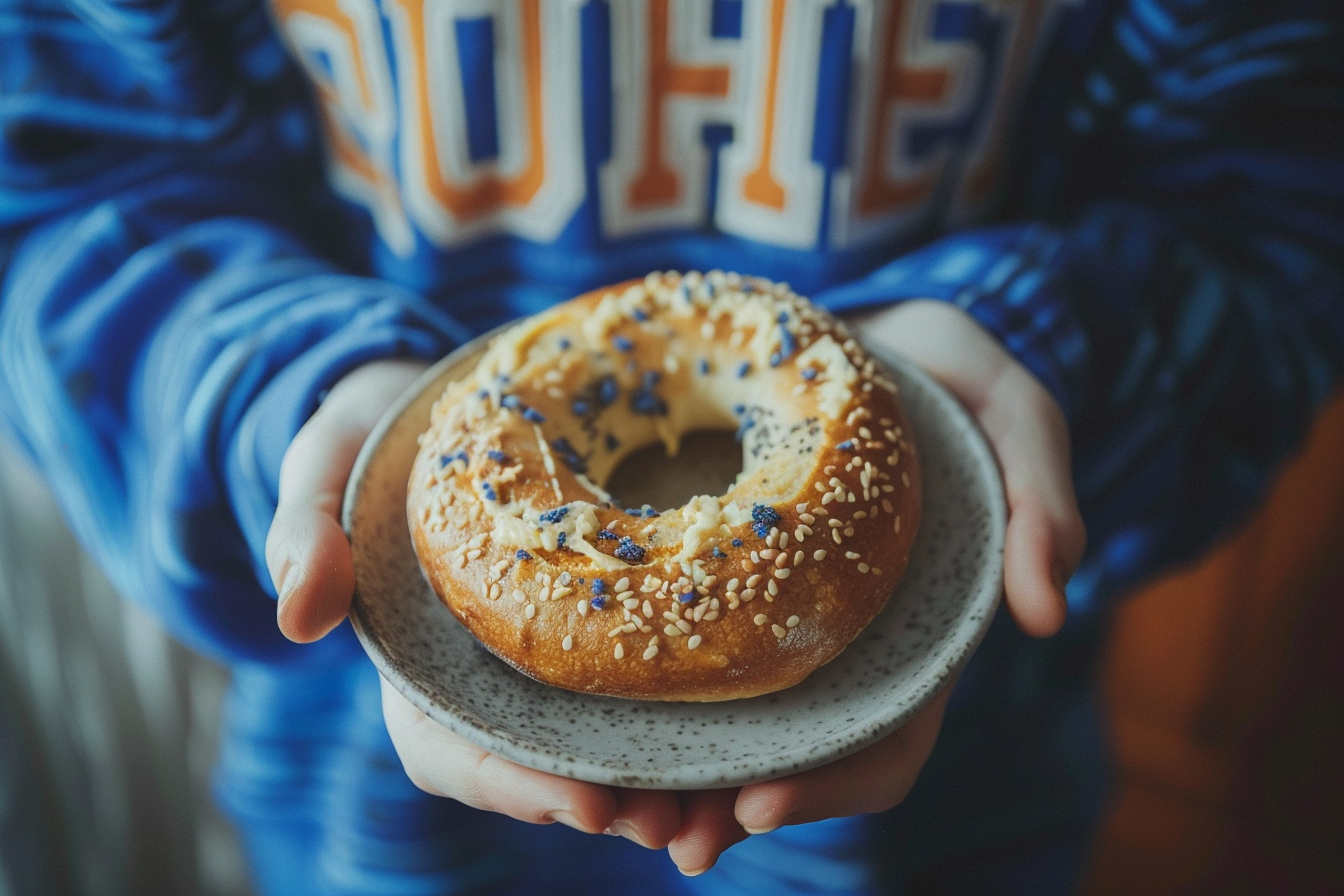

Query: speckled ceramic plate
[344,333,1005,789]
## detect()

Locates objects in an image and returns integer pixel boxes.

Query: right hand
[263,359,681,849]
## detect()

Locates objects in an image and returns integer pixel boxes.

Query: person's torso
[265,0,1085,327]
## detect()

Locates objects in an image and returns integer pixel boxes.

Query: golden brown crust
[407,271,920,701]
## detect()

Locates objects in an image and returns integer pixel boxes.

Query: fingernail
[677,864,708,878]
[603,820,650,848]
[742,814,786,835]
[546,810,582,831]
[1052,564,1070,594]
[276,562,297,607]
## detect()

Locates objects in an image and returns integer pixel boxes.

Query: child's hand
[263,296,1086,875]
[666,299,1087,873]
[850,299,1085,638]
[263,358,679,847]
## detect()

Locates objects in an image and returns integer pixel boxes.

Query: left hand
[665,299,1086,874]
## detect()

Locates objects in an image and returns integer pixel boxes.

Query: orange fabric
[392,0,546,217]
[1084,390,1344,893]
[629,0,732,207]
[740,0,788,210]
[856,1,950,216]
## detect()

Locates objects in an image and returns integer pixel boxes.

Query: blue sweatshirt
[2,0,1342,892]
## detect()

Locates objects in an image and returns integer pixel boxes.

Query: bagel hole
[603,429,742,512]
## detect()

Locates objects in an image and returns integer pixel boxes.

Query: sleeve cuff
[814,225,1090,422]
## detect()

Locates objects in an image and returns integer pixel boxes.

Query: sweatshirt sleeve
[815,0,1344,611]
[0,0,466,663]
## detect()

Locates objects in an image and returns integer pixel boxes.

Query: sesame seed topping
[814,549,828,561]
[786,615,800,627]
[524,604,536,619]
[512,589,526,603]
[614,643,625,659]
[858,563,871,573]
[753,614,769,626]
[562,635,573,651]
[774,567,791,579]
[687,635,702,650]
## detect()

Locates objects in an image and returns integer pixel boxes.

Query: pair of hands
[264,300,1085,876]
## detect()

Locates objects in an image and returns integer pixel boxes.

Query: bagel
[407,271,920,701]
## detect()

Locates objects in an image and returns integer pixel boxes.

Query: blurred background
[2,388,1343,896]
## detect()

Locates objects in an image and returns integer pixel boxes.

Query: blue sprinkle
[698,358,710,375]
[515,549,532,560]
[752,521,770,538]
[572,399,590,416]
[605,433,621,452]
[557,532,567,549]
[551,436,587,474]
[630,371,668,416]
[501,394,520,409]
[626,508,643,517]
[711,546,726,559]
[481,482,498,502]
[597,529,617,540]
[476,389,490,399]
[539,507,570,524]
[589,595,607,610]
[801,367,818,380]
[487,449,508,463]
[752,504,781,526]
[643,507,659,518]
[837,440,857,452]
[734,404,746,416]
[705,281,717,299]
[522,407,546,423]
[778,325,797,360]
[613,335,635,353]
[731,538,743,547]
[777,311,789,323]
[558,338,571,350]
[438,454,451,468]
[769,351,783,367]
[597,376,618,406]
[614,536,646,564]
[632,308,649,322]
[591,579,607,595]
[736,361,751,378]
[676,591,696,604]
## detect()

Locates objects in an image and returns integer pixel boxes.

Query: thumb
[266,360,428,643]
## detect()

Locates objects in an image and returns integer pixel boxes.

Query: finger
[980,368,1085,637]
[266,360,427,642]
[607,788,682,849]
[734,684,952,834]
[381,677,617,833]
[853,301,1084,638]
[667,789,748,877]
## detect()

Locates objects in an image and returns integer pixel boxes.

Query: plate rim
[344,332,1006,789]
